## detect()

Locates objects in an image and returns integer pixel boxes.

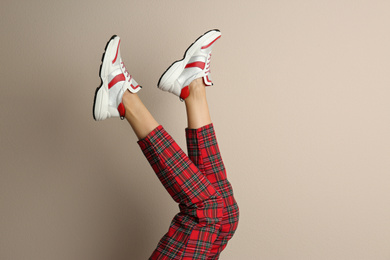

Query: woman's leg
[184,80,240,259]
[122,90,224,260]
[93,34,225,259]
[122,91,159,140]
[155,29,240,259]
[184,78,212,129]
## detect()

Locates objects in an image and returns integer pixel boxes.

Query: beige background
[1,0,390,259]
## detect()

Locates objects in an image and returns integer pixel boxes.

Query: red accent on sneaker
[112,39,121,64]
[201,35,221,49]
[180,86,190,100]
[185,61,206,70]
[118,102,125,118]
[203,75,212,86]
[108,73,125,89]
[131,84,140,90]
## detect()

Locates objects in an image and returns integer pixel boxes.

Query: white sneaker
[157,29,221,100]
[93,35,141,121]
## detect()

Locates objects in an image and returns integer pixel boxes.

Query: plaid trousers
[138,124,239,260]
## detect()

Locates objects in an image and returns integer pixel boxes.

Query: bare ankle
[187,78,207,100]
[122,90,139,111]
[189,78,205,88]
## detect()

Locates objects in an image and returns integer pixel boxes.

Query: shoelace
[204,53,212,74]
[121,61,132,82]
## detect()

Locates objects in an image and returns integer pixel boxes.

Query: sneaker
[93,35,141,121]
[157,29,221,100]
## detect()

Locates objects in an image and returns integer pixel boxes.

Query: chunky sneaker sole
[93,35,141,121]
[157,29,221,100]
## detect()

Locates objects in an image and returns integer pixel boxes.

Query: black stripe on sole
[92,35,118,121]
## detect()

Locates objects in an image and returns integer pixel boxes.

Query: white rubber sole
[93,36,120,121]
[157,30,221,94]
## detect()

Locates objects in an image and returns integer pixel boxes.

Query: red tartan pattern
[138,126,224,260]
[186,124,239,259]
[138,124,239,259]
